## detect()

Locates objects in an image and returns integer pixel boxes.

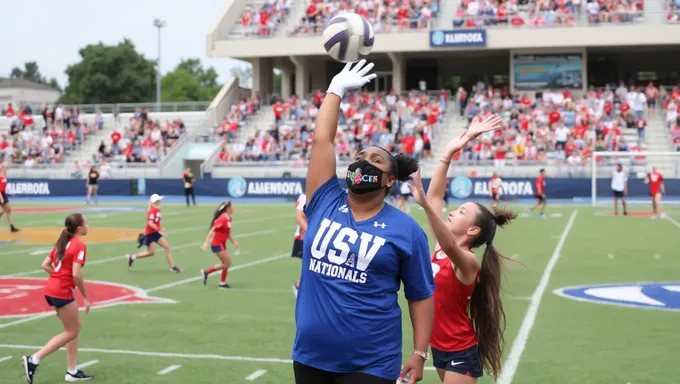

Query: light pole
[153,18,166,112]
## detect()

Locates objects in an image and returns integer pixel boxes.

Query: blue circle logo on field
[450,177,473,199]
[227,177,247,198]
[554,282,680,311]
[430,31,444,46]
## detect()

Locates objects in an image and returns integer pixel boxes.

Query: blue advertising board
[4,177,679,199]
[430,30,486,48]
[513,54,583,90]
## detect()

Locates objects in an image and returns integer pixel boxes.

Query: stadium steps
[643,115,677,175]
[276,1,306,38]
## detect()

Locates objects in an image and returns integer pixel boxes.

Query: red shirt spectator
[111,131,121,145]
[5,105,14,117]
[273,102,284,119]
[549,110,561,125]
[402,135,416,155]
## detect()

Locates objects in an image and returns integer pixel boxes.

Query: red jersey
[211,215,232,246]
[0,175,6,193]
[44,238,87,300]
[536,176,546,195]
[145,206,162,235]
[649,172,663,194]
[430,249,478,351]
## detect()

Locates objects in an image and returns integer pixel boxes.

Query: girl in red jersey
[200,201,239,288]
[127,194,182,273]
[408,116,516,383]
[488,173,503,206]
[645,166,665,218]
[0,164,20,232]
[527,169,547,218]
[22,213,94,383]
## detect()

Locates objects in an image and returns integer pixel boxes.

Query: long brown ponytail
[469,204,517,380]
[209,201,231,229]
[55,213,84,261]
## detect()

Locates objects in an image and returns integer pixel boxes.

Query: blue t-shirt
[292,178,434,380]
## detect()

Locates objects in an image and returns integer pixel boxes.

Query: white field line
[3,229,277,277]
[0,344,440,371]
[0,356,12,363]
[245,369,267,381]
[77,360,99,369]
[0,252,287,329]
[496,209,578,384]
[157,364,181,375]
[665,215,680,230]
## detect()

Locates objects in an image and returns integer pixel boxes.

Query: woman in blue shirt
[293,60,435,384]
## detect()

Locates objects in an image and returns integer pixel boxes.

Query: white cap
[149,194,164,203]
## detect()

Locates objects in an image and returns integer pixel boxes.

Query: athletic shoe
[10,225,19,233]
[170,266,183,273]
[21,355,38,384]
[292,284,298,298]
[127,255,135,270]
[201,269,208,285]
[526,209,532,216]
[219,283,231,289]
[65,370,93,382]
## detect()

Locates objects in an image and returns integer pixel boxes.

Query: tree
[160,58,222,102]
[230,65,253,88]
[60,39,156,104]
[9,61,59,89]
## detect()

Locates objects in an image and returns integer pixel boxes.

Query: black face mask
[346,160,385,194]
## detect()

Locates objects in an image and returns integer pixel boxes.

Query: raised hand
[327,59,377,99]
[406,168,428,207]
[445,115,503,155]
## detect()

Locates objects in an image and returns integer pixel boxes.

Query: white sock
[68,368,78,375]
[31,355,40,364]
[131,255,136,261]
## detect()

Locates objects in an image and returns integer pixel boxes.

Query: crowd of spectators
[239,0,291,36]
[451,0,644,28]
[95,108,187,165]
[663,87,680,150]
[215,90,448,163]
[453,81,653,168]
[291,0,440,35]
[667,0,680,22]
[1,104,101,167]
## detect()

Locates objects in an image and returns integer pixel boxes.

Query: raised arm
[306,60,376,198]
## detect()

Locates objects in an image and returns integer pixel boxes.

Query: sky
[0,0,246,88]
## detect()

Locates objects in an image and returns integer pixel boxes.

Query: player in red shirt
[0,164,20,232]
[406,116,515,382]
[200,201,240,288]
[291,193,307,298]
[127,194,182,272]
[489,173,503,206]
[22,213,94,383]
[645,167,665,218]
[528,169,547,218]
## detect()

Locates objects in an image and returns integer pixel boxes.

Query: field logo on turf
[0,277,175,318]
[450,177,473,199]
[0,227,139,245]
[554,282,680,311]
[227,177,247,198]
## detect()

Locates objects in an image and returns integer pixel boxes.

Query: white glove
[326,60,377,99]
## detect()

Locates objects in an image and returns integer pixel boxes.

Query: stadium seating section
[238,0,291,36]
[668,0,680,22]
[664,88,680,151]
[1,106,101,166]
[215,91,446,163]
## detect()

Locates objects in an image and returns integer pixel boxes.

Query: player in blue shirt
[292,60,435,384]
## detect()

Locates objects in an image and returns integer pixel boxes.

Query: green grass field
[0,201,678,384]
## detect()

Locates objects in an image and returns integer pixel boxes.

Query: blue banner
[5,177,679,199]
[430,30,486,48]
[513,54,583,90]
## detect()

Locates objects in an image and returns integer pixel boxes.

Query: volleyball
[322,13,375,63]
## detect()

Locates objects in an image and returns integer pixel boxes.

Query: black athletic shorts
[291,239,303,258]
[535,194,546,203]
[0,192,8,205]
[293,361,393,384]
[431,345,483,378]
[612,189,624,198]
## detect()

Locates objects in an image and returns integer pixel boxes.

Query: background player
[645,166,665,218]
[127,194,182,273]
[489,172,503,206]
[442,179,450,212]
[528,169,547,218]
[611,163,628,216]
[22,213,93,383]
[408,115,516,383]
[397,179,413,213]
[200,201,239,288]
[183,168,196,207]
[86,166,100,205]
[291,193,307,298]
[0,164,19,232]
